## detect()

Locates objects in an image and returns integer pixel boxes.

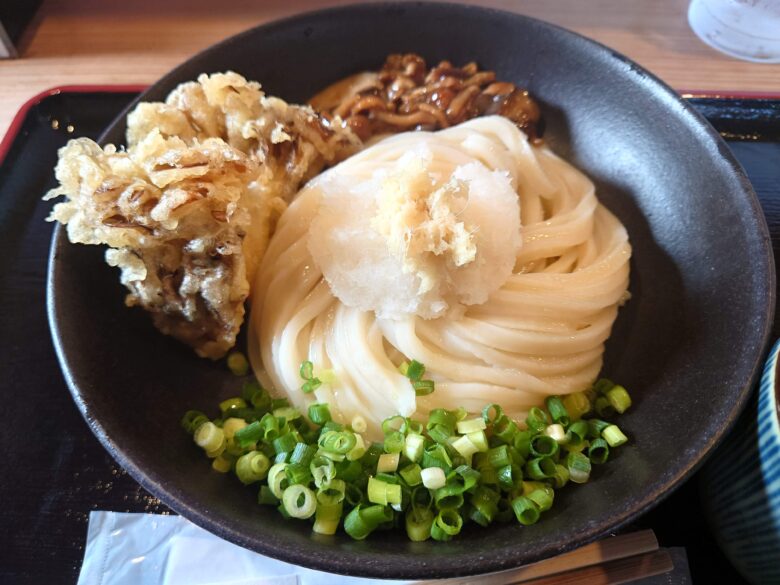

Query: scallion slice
[566,451,592,484]
[603,425,628,447]
[404,433,425,463]
[406,507,434,541]
[236,451,271,484]
[307,403,331,425]
[457,417,487,434]
[282,484,316,519]
[227,351,250,376]
[377,453,400,473]
[511,496,540,525]
[421,467,446,490]
[545,396,570,427]
[344,505,393,540]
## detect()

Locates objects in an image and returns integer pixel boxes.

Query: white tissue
[78,512,411,585]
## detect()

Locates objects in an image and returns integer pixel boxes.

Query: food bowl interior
[47,3,774,579]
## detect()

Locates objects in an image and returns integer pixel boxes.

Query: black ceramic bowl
[47,2,775,579]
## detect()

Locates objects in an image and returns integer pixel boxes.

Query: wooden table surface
[1,0,780,142]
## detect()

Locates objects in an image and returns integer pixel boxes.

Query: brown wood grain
[1,0,779,142]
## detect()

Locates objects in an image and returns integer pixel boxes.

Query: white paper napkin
[78,511,411,585]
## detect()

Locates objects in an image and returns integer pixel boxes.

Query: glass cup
[688,0,780,63]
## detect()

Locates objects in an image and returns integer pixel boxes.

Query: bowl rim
[47,1,777,578]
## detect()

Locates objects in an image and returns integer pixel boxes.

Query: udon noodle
[249,116,630,439]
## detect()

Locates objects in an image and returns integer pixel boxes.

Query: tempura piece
[127,72,359,203]
[46,72,359,359]
[46,132,262,358]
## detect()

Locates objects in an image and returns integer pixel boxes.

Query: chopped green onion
[421,467,446,489]
[195,422,225,454]
[511,496,540,525]
[566,451,592,484]
[563,391,591,421]
[301,378,322,394]
[267,463,289,498]
[456,417,486,435]
[606,385,632,414]
[399,463,423,486]
[299,361,314,380]
[587,418,611,439]
[566,420,589,446]
[434,483,465,510]
[470,486,500,526]
[225,437,244,457]
[467,430,489,452]
[317,478,346,504]
[290,443,317,467]
[405,360,425,381]
[530,434,559,458]
[406,419,424,435]
[236,452,271,484]
[259,414,281,441]
[307,403,331,425]
[588,438,610,464]
[551,464,570,488]
[603,425,628,447]
[428,424,452,444]
[384,431,405,454]
[222,417,248,439]
[313,501,342,535]
[482,404,503,424]
[212,454,233,473]
[351,416,367,433]
[282,484,316,519]
[273,406,301,422]
[428,409,457,432]
[526,407,550,432]
[595,396,616,418]
[451,434,479,462]
[344,505,393,540]
[310,456,336,488]
[497,464,521,491]
[513,430,534,459]
[185,376,633,542]
[406,507,434,541]
[285,462,311,485]
[181,410,209,434]
[382,415,406,435]
[431,509,463,541]
[346,434,368,461]
[487,445,511,469]
[377,453,400,473]
[422,444,452,471]
[251,390,272,412]
[219,397,247,414]
[368,477,402,506]
[545,396,570,427]
[319,430,357,455]
[525,457,557,480]
[527,487,554,512]
[271,398,290,410]
[227,351,250,376]
[493,415,519,444]
[413,379,435,396]
[272,433,297,455]
[404,433,425,462]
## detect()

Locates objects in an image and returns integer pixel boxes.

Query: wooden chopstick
[415,530,663,585]
[518,550,674,585]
